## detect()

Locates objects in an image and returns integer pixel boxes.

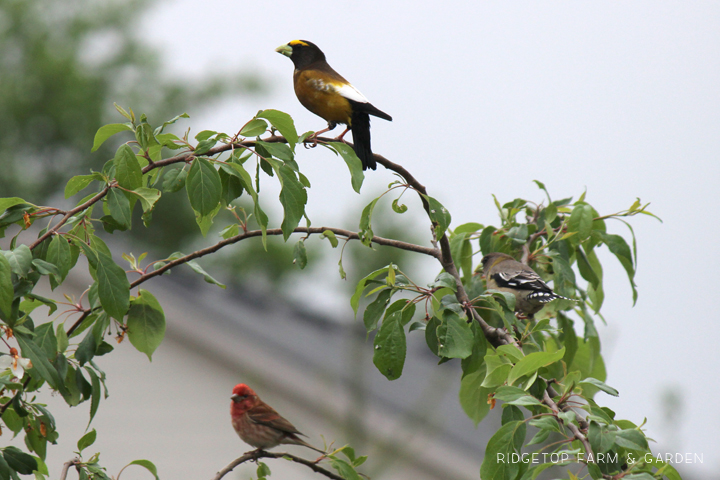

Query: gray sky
[139,1,720,475]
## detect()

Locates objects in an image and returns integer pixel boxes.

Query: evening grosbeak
[480,252,575,318]
[275,40,392,171]
[230,384,324,453]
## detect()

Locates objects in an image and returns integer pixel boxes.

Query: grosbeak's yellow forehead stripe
[289,40,308,46]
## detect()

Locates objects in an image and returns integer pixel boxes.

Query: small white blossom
[0,352,32,379]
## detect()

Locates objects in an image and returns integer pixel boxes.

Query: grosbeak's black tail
[351,110,376,170]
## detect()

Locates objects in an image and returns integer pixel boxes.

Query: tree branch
[59,457,81,480]
[542,390,594,462]
[29,186,110,250]
[66,226,438,335]
[212,451,343,480]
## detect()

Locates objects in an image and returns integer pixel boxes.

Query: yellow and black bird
[275,40,392,171]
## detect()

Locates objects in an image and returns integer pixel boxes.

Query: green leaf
[77,429,97,452]
[154,112,189,135]
[162,166,188,193]
[125,187,161,213]
[373,312,406,380]
[2,245,32,277]
[329,458,361,480]
[363,288,393,333]
[350,266,389,316]
[0,254,13,320]
[183,258,226,289]
[113,145,143,190]
[580,377,619,397]
[358,197,380,247]
[240,118,268,137]
[0,197,30,214]
[494,386,543,406]
[127,289,166,361]
[186,158,222,217]
[256,140,294,162]
[481,355,512,388]
[615,429,648,450]
[33,323,57,359]
[277,165,307,241]
[16,334,62,390]
[46,235,72,288]
[85,367,101,428]
[228,162,268,246]
[436,312,473,359]
[107,188,132,229]
[319,230,338,247]
[479,421,524,480]
[194,203,221,237]
[422,195,452,239]
[64,175,99,199]
[293,239,307,269]
[257,110,299,150]
[96,251,130,321]
[595,232,637,305]
[75,332,97,367]
[454,222,483,234]
[92,123,133,152]
[3,446,38,475]
[125,460,159,480]
[568,202,594,242]
[328,142,364,193]
[459,369,492,426]
[507,348,565,385]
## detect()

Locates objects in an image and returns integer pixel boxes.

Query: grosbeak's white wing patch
[308,78,369,104]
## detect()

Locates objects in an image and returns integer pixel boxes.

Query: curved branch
[29,186,110,250]
[542,390,594,461]
[212,451,343,480]
[59,457,82,480]
[66,226,438,335]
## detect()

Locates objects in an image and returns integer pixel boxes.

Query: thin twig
[212,451,343,480]
[65,226,438,335]
[59,457,81,480]
[542,390,594,461]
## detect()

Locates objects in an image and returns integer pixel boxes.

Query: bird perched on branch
[480,252,576,318]
[230,383,324,453]
[275,40,392,171]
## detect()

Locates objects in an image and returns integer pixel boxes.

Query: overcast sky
[138,1,719,476]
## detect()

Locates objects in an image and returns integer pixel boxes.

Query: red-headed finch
[230,384,324,453]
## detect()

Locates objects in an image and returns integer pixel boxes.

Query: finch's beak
[230,394,239,402]
[275,44,292,57]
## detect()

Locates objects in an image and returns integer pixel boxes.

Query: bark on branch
[212,450,343,480]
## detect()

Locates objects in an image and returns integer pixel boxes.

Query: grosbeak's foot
[335,127,351,142]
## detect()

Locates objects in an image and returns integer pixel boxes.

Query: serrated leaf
[350,266,389,316]
[240,118,268,137]
[423,195,452,239]
[126,460,159,480]
[127,290,166,361]
[92,123,133,152]
[507,348,565,385]
[2,245,32,277]
[293,239,307,269]
[162,166,188,193]
[0,254,12,319]
[16,334,62,390]
[85,367,101,428]
[459,369,493,426]
[3,447,38,475]
[372,312,406,380]
[358,197,379,247]
[568,202,594,242]
[277,165,307,240]
[363,288,393,333]
[113,145,143,190]
[436,312,473,358]
[257,109,298,150]
[64,175,99,199]
[77,429,97,452]
[107,188,132,229]
[579,377,619,397]
[186,158,221,216]
[95,251,130,321]
[328,142,364,193]
[479,421,525,480]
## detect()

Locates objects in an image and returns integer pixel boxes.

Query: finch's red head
[231,384,259,414]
